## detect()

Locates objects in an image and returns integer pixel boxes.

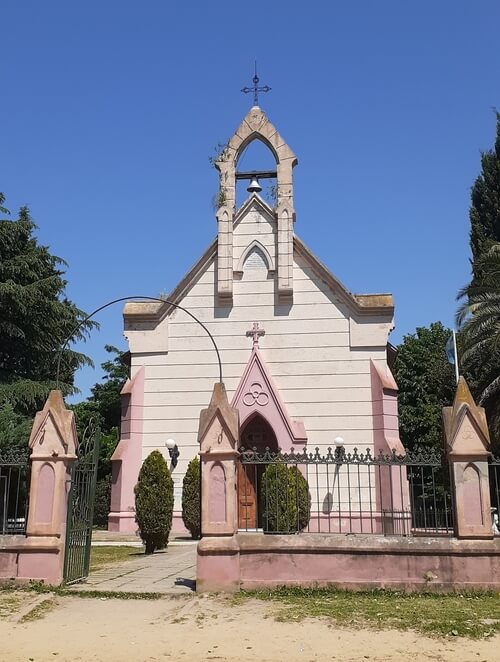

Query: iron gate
[63,419,100,584]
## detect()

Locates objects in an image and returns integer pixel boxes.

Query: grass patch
[89,545,142,571]
[20,598,57,622]
[234,587,500,639]
[29,582,165,601]
[1,581,166,601]
[0,592,26,619]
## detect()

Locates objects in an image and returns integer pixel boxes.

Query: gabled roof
[233,193,275,228]
[443,377,490,454]
[124,211,394,324]
[231,343,307,451]
[28,390,77,456]
[198,383,239,450]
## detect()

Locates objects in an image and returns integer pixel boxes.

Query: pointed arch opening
[236,239,275,279]
[238,413,278,530]
[235,136,278,208]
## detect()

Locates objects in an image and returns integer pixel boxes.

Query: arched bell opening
[238,414,278,530]
[235,137,277,209]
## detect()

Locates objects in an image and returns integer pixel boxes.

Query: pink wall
[197,533,500,593]
[0,539,64,586]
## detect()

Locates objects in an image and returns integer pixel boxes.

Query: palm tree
[457,242,500,443]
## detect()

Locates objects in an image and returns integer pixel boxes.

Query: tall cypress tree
[0,193,96,416]
[469,112,500,279]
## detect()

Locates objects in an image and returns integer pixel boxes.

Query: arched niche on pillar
[26,390,78,538]
[443,377,492,539]
[198,383,239,536]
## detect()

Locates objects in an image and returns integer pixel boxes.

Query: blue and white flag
[445,334,455,365]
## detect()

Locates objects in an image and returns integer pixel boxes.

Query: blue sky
[2,1,500,400]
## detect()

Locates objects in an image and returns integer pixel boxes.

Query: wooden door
[238,462,257,529]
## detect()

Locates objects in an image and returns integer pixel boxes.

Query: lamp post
[165,439,180,469]
[334,436,345,463]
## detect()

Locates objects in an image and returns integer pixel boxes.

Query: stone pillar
[443,377,493,539]
[19,390,78,584]
[108,367,144,533]
[370,361,410,533]
[196,383,241,592]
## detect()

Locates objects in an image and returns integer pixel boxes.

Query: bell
[247,176,262,193]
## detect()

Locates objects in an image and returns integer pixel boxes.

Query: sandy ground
[0,593,498,662]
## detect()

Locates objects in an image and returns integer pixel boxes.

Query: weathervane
[241,62,271,107]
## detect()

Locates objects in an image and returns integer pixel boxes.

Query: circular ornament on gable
[243,382,269,407]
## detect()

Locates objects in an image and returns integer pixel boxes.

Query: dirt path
[0,592,498,661]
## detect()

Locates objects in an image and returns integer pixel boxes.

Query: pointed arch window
[235,239,275,278]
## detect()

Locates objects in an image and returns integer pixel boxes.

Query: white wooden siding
[129,207,392,510]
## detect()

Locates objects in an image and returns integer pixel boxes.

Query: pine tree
[469,112,500,280]
[0,193,96,415]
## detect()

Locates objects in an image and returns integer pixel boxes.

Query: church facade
[108,106,403,534]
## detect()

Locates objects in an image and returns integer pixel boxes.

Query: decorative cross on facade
[246,321,265,347]
[241,62,271,107]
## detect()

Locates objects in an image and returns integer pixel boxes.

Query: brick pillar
[19,390,78,584]
[443,377,493,539]
[196,383,241,592]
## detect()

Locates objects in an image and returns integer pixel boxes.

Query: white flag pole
[452,329,459,384]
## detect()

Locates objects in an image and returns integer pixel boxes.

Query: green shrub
[182,457,200,538]
[93,475,112,528]
[260,464,311,533]
[134,450,174,554]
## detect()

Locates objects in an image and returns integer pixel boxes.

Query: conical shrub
[134,450,174,553]
[182,457,201,538]
[260,464,310,533]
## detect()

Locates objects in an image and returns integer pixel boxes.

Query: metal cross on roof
[246,321,265,347]
[241,62,271,107]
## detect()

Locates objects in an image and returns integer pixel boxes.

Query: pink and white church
[108,105,404,534]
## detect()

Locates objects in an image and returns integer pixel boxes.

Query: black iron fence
[238,446,454,537]
[0,449,30,536]
[490,454,500,536]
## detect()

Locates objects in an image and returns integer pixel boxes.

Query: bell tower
[213,101,298,304]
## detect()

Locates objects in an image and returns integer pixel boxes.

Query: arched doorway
[238,415,278,530]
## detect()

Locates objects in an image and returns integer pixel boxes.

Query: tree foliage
[134,450,174,554]
[70,346,126,480]
[93,475,112,529]
[469,112,500,280]
[457,113,500,443]
[0,193,96,416]
[260,464,311,533]
[0,404,32,456]
[182,457,200,538]
[88,345,128,433]
[457,243,500,445]
[393,322,456,451]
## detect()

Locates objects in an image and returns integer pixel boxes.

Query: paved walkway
[71,542,197,595]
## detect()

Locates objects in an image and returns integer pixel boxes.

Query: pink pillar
[370,361,410,533]
[443,378,493,539]
[18,391,78,585]
[108,367,144,532]
[196,383,241,592]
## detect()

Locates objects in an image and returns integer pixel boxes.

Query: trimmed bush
[134,450,174,554]
[260,464,311,533]
[182,457,200,539]
[93,475,111,528]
